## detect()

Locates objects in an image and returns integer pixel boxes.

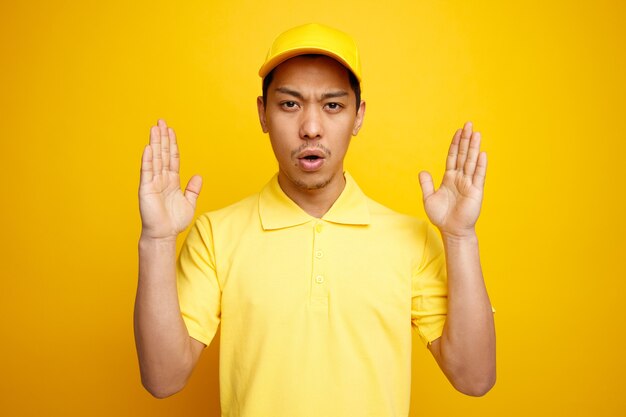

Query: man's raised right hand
[139,119,203,240]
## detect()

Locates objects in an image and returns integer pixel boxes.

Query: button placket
[311,221,328,307]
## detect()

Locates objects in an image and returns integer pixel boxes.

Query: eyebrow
[274,87,349,100]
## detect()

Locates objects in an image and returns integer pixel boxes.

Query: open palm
[419,122,487,237]
[139,120,203,240]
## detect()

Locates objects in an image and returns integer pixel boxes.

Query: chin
[286,171,335,191]
[294,176,333,191]
[304,179,333,190]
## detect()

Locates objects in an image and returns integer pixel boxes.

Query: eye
[324,102,343,112]
[280,101,299,111]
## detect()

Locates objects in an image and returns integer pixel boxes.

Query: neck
[277,172,346,218]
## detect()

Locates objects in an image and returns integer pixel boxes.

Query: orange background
[2,1,625,416]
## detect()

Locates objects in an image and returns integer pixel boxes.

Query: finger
[464,131,481,176]
[184,175,203,207]
[157,118,168,136]
[140,144,153,185]
[456,121,472,171]
[150,125,162,174]
[418,171,435,201]
[158,120,170,171]
[446,129,462,171]
[472,151,488,189]
[169,127,180,173]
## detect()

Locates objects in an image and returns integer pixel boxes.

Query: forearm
[134,235,194,398]
[437,231,495,395]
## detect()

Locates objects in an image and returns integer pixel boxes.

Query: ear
[352,100,366,136]
[257,96,269,133]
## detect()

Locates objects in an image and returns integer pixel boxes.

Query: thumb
[184,175,203,207]
[418,171,435,201]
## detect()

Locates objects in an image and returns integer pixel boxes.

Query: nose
[299,106,323,140]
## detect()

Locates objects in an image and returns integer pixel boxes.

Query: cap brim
[258,47,361,82]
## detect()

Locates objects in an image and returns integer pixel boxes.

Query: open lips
[297,149,326,171]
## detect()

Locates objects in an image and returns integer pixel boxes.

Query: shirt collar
[258,172,371,230]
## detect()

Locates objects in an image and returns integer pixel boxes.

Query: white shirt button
[315,275,325,284]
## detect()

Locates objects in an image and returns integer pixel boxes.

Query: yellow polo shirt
[176,172,447,417]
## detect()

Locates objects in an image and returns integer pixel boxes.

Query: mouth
[296,149,326,172]
[296,148,327,159]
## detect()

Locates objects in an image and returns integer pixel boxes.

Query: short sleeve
[176,214,221,347]
[411,222,448,346]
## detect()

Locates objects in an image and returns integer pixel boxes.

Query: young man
[135,23,495,416]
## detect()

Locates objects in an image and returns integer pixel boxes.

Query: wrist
[439,228,478,244]
[139,232,178,245]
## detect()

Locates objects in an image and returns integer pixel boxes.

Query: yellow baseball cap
[258,23,362,83]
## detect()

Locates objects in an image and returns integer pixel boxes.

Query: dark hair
[261,55,361,113]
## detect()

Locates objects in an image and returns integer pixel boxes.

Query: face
[257,55,366,199]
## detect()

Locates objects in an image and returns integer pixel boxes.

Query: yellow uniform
[177,172,447,417]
